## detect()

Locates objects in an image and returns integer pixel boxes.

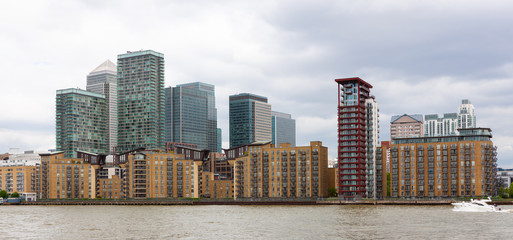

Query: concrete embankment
[17,199,513,206]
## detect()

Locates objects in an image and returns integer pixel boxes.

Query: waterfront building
[95,166,125,199]
[272,111,296,147]
[201,172,233,199]
[227,141,331,199]
[497,168,513,189]
[123,147,209,199]
[390,114,423,139]
[165,82,218,152]
[458,99,476,129]
[0,165,38,194]
[56,88,108,158]
[335,77,379,199]
[39,152,93,199]
[117,50,165,152]
[87,60,118,153]
[229,93,272,148]
[377,128,497,198]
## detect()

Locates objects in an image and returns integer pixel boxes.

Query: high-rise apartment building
[217,128,222,153]
[425,113,458,137]
[229,93,272,148]
[425,99,477,137]
[117,50,165,152]
[272,111,296,147]
[165,82,218,152]
[378,128,497,198]
[87,60,118,153]
[390,114,423,139]
[458,99,476,129]
[56,88,108,158]
[335,77,379,199]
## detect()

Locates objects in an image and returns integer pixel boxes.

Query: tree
[0,190,7,199]
[328,187,338,197]
[10,192,20,198]
[387,173,391,197]
[508,184,513,198]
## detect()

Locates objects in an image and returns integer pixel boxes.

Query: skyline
[1,1,512,167]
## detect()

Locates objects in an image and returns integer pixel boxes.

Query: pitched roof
[90,60,116,74]
[391,114,423,123]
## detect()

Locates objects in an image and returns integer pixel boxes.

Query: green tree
[10,192,20,198]
[0,190,7,199]
[328,187,338,197]
[387,172,391,196]
[508,184,513,198]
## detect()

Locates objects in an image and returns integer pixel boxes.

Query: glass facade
[56,88,108,158]
[229,93,272,148]
[117,50,165,152]
[271,111,296,147]
[164,82,218,152]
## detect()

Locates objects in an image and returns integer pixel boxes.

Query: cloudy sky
[1,0,512,167]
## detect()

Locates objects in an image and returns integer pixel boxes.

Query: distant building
[0,165,38,194]
[390,114,423,139]
[56,88,108,158]
[377,128,497,198]
[87,60,118,153]
[425,99,477,137]
[0,148,46,167]
[217,128,222,153]
[165,82,218,152]
[226,141,331,199]
[424,113,458,137]
[458,99,476,129]
[117,50,165,152]
[335,77,379,199]
[229,93,272,148]
[272,111,296,147]
[497,168,513,189]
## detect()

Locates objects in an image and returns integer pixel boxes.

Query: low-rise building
[227,141,331,199]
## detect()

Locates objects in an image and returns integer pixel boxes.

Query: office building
[56,88,108,158]
[272,111,296,147]
[390,114,423,139]
[217,128,222,153]
[227,141,331,199]
[378,128,497,198]
[458,99,476,129]
[165,82,218,152]
[117,50,165,152]
[335,77,379,199]
[229,93,272,148]
[87,60,118,153]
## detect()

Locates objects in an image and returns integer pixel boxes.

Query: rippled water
[1,204,512,239]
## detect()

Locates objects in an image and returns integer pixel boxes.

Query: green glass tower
[117,50,165,152]
[229,93,272,148]
[56,88,108,158]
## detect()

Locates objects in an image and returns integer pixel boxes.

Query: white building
[458,99,476,129]
[0,148,47,167]
[366,97,379,199]
[425,99,477,137]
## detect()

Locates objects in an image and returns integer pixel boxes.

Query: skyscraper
[229,93,272,148]
[335,77,379,199]
[271,111,296,147]
[217,128,222,153]
[424,113,458,137]
[117,50,165,152]
[87,60,117,153]
[56,88,108,158]
[458,99,476,129]
[165,82,218,152]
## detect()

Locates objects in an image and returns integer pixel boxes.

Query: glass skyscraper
[86,60,117,153]
[165,82,218,152]
[117,50,165,152]
[271,111,296,147]
[229,93,272,148]
[56,88,108,158]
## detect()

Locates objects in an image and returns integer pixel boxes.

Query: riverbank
[14,198,513,206]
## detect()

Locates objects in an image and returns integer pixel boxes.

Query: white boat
[452,197,502,212]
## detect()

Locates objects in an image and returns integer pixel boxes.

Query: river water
[1,205,512,239]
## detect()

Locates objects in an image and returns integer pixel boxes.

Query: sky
[1,0,512,167]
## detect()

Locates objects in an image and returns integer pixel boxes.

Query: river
[1,205,512,239]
